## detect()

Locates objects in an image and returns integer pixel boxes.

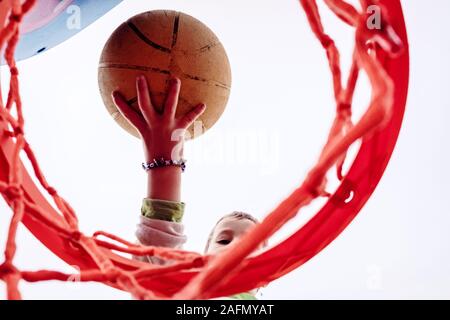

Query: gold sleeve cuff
[141,198,185,223]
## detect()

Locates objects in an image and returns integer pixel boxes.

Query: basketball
[98,10,232,139]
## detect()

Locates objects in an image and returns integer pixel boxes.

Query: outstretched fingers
[164,77,181,120]
[136,75,157,124]
[112,90,146,134]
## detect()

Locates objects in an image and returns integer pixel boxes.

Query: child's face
[206,216,260,255]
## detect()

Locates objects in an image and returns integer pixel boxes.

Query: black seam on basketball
[126,97,137,105]
[171,13,180,48]
[99,63,170,75]
[127,95,165,115]
[166,12,181,90]
[177,42,220,56]
[198,42,219,53]
[182,73,230,90]
[130,104,141,116]
[127,21,171,53]
[213,83,230,89]
[114,97,141,121]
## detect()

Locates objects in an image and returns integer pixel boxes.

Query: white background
[0,0,449,299]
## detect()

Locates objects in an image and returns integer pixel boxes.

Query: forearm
[146,166,182,202]
[137,181,186,264]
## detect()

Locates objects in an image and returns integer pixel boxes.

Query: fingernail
[170,77,179,85]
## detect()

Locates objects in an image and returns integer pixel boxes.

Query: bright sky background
[1,0,449,299]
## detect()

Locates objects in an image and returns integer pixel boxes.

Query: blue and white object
[5,0,122,63]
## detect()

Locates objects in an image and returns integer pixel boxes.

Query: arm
[112,75,205,263]
[113,76,205,201]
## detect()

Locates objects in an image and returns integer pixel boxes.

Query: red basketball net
[0,0,408,299]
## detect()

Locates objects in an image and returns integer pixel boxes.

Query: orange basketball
[98,10,232,139]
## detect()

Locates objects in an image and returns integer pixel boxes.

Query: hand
[111,75,206,162]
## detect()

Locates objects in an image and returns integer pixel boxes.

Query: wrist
[143,142,184,161]
[147,165,181,201]
[146,165,182,176]
[142,157,186,172]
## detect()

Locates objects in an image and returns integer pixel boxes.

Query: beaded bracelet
[142,157,186,172]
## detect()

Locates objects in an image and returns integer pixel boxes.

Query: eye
[216,239,231,245]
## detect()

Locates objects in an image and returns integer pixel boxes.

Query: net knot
[13,126,23,136]
[3,184,23,201]
[47,187,57,196]
[337,102,352,119]
[320,35,333,49]
[70,231,83,242]
[10,66,19,76]
[0,262,19,278]
[9,14,22,23]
